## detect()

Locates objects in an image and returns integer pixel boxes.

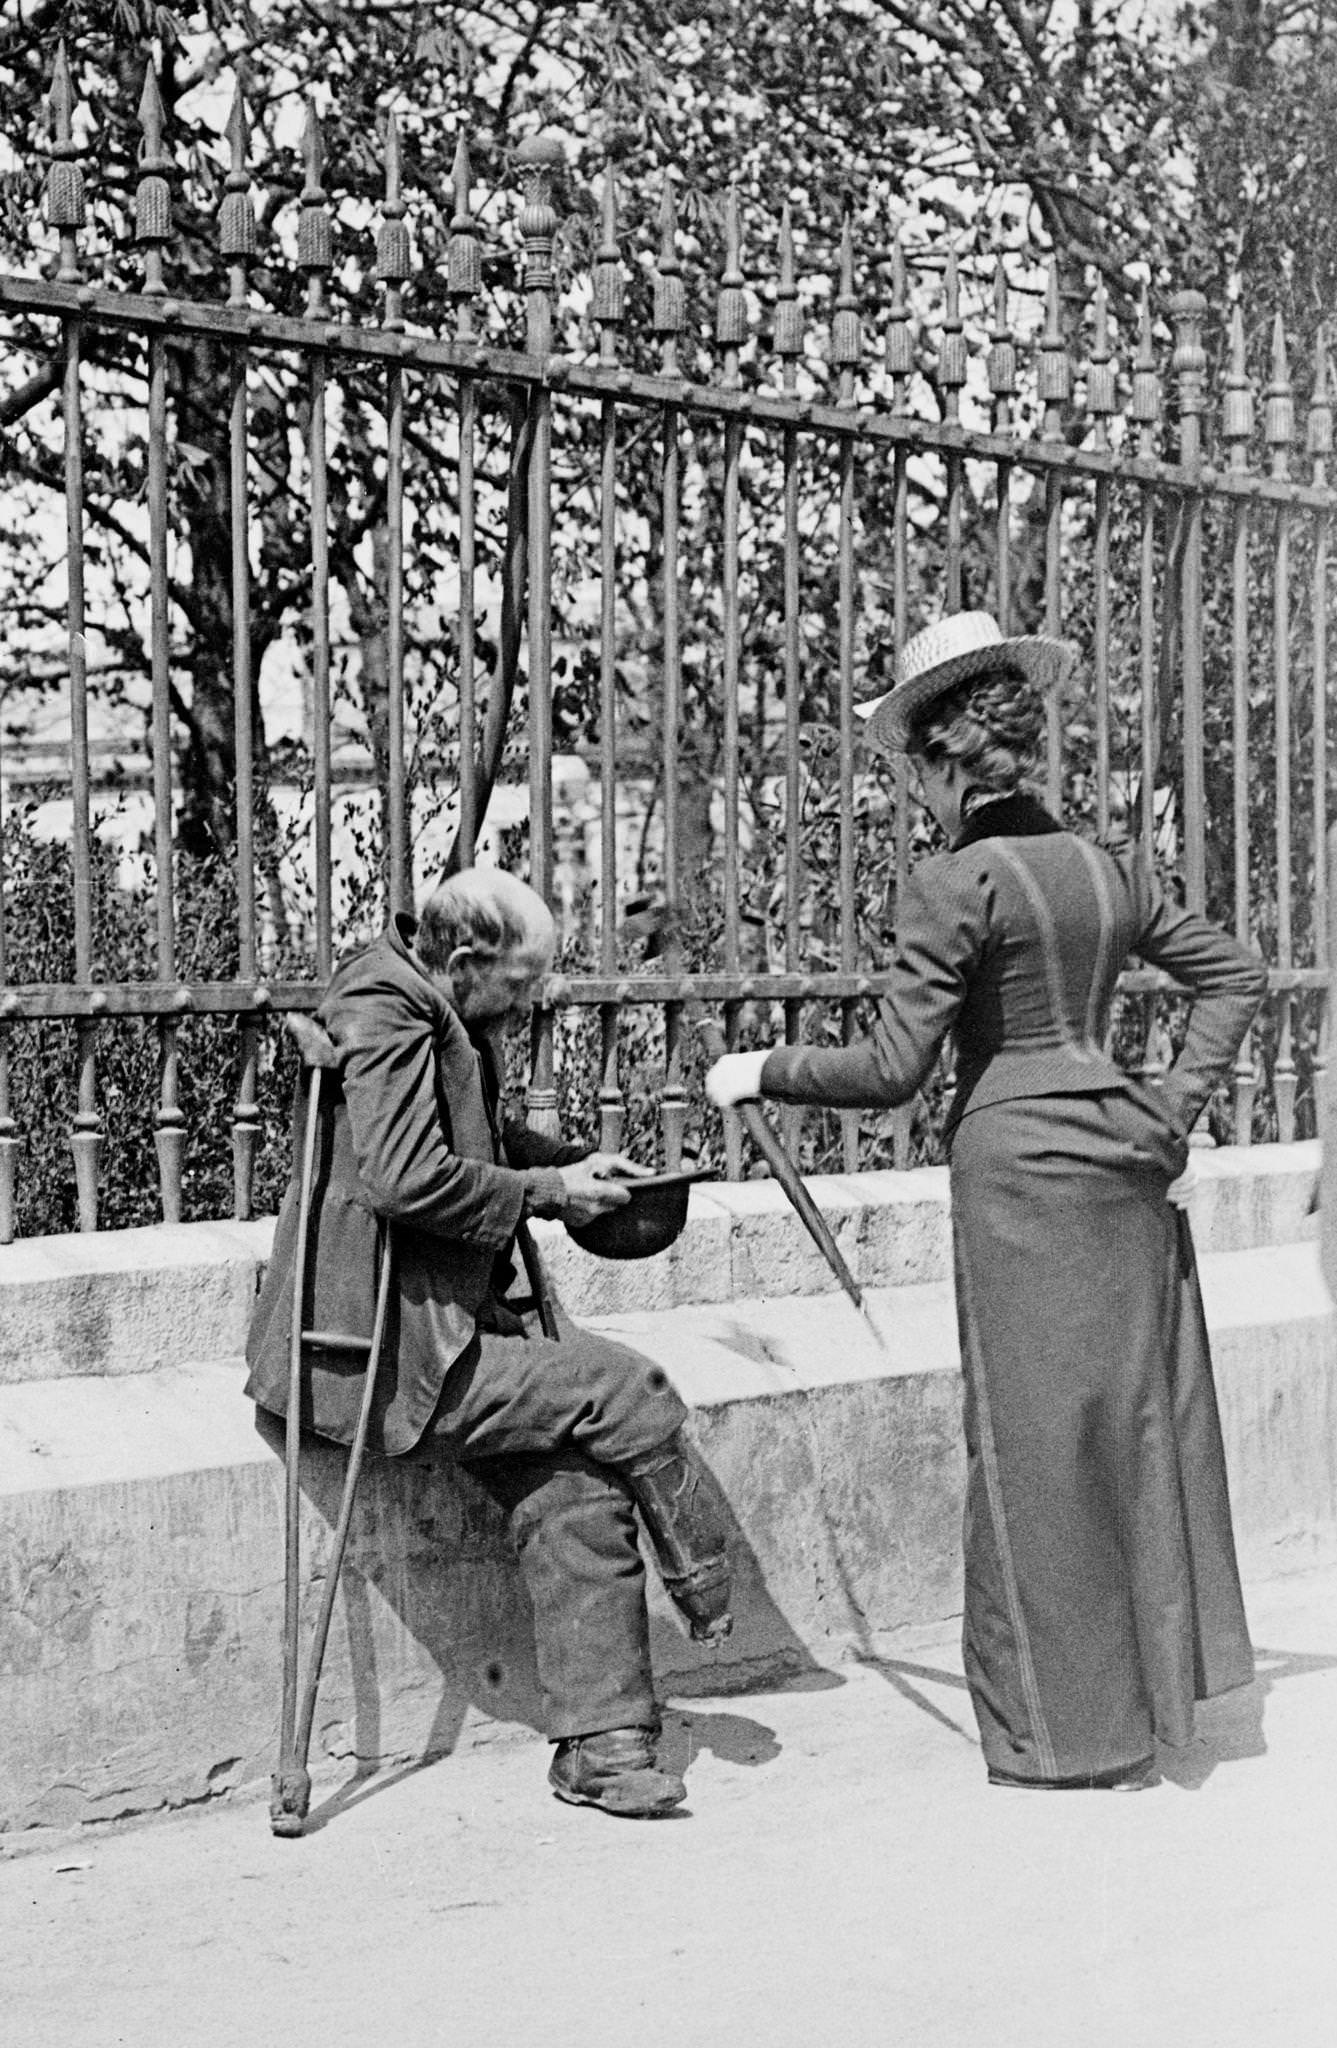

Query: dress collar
[951,789,1065,851]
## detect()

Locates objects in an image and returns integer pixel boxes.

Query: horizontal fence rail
[0,48,1332,1238]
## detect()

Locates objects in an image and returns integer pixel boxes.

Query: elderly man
[246,868,730,1818]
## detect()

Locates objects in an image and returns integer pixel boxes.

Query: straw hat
[856,611,1077,754]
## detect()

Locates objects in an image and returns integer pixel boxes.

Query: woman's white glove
[704,1049,771,1109]
[1166,1155,1199,1209]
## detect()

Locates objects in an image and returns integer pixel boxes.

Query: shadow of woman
[253,1407,837,1827]
[1157,1642,1337,1790]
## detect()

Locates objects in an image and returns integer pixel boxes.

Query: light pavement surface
[4,1558,1336,2048]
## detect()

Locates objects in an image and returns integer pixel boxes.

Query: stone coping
[1,1234,1333,1834]
[0,1144,1320,1387]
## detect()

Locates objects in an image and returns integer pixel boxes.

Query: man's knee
[555,1328,688,1434]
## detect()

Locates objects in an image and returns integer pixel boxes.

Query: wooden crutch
[270,1018,394,1839]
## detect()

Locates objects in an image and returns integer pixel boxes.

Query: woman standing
[706,611,1266,1791]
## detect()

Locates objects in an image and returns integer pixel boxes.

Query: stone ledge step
[1,1237,1333,1835]
[0,1143,1319,1387]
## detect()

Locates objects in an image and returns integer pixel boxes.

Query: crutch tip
[269,1765,312,1836]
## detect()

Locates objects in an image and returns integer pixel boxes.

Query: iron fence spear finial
[593,166,624,363]
[136,61,173,296]
[376,112,412,319]
[220,85,256,304]
[988,258,1016,425]
[46,42,86,283]
[1265,310,1295,466]
[1223,300,1254,462]
[299,100,332,317]
[654,178,684,377]
[716,181,746,389]
[516,132,564,357]
[831,210,861,396]
[1087,279,1116,450]
[1130,284,1161,451]
[1039,257,1071,439]
[449,136,479,340]
[885,232,912,401]
[1308,325,1333,465]
[938,244,966,423]
[774,203,802,380]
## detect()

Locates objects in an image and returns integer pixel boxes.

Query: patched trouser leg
[421,1314,693,1739]
[469,1451,656,1740]
[425,1312,689,1468]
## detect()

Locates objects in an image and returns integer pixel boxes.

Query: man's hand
[1166,1155,1198,1210]
[582,1151,655,1180]
[558,1160,635,1224]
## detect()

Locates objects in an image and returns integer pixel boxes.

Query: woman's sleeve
[1131,878,1268,1133]
[758,861,985,1110]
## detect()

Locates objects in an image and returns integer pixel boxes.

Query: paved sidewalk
[4,1557,1336,2048]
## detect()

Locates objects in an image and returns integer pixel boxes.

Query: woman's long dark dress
[759,796,1266,1783]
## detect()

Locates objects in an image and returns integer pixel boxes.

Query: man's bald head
[416,870,556,1030]
[417,867,556,975]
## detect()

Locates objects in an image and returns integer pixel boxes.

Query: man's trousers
[416,1310,689,1740]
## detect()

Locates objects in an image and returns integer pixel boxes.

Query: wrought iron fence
[0,51,1331,1239]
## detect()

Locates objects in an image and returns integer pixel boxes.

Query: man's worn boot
[624,1435,733,1645]
[549,1725,686,1817]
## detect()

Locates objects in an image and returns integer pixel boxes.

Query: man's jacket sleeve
[501,1118,590,1170]
[327,963,528,1249]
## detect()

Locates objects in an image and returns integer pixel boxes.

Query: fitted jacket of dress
[244,916,584,1455]
[758,796,1267,1136]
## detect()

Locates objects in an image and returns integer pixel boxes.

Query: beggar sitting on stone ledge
[246,866,731,1820]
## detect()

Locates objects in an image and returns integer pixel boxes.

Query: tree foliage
[0,0,1332,1220]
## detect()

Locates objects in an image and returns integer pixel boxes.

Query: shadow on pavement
[659,1707,784,1776]
[849,1650,978,1745]
[1158,1641,1337,1789]
[255,1407,833,1831]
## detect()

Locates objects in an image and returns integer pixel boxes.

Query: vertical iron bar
[0,750,15,1242]
[887,236,914,1165]
[594,170,626,1153]
[1038,262,1071,811]
[51,48,100,1227]
[1266,313,1296,1138]
[1326,826,1337,1300]
[300,104,334,982]
[988,261,1016,632]
[450,139,481,861]
[1131,290,1161,858]
[655,181,687,1169]
[1308,333,1331,1135]
[517,136,563,1137]
[222,86,260,1216]
[718,187,746,1180]
[776,205,805,1160]
[378,114,411,917]
[1087,283,1116,842]
[138,64,183,1222]
[833,215,862,1173]
[1223,301,1257,1141]
[1129,289,1165,1090]
[1171,291,1208,914]
[939,248,966,612]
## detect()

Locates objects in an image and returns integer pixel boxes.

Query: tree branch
[0,359,62,429]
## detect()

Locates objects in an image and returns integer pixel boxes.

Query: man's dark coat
[245,916,582,1455]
